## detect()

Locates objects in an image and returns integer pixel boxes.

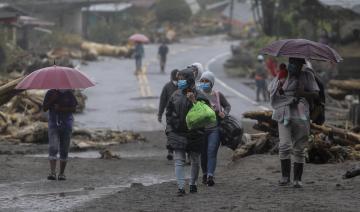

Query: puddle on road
[130,96,159,100]
[28,149,165,159]
[119,105,158,114]
[0,174,174,212]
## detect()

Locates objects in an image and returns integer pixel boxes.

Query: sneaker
[278,177,291,186]
[177,188,185,197]
[166,154,173,161]
[202,174,207,185]
[207,176,215,186]
[58,174,66,181]
[47,173,56,180]
[293,180,303,188]
[189,185,197,193]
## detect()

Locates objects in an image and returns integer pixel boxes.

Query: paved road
[0,36,271,212]
[75,35,269,131]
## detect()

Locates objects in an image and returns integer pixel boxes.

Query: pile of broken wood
[47,41,134,62]
[233,110,360,164]
[0,77,145,148]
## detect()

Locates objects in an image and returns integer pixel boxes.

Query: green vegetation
[155,0,192,23]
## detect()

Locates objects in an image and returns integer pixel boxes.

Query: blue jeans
[174,150,200,189]
[135,57,142,71]
[201,127,220,177]
[48,127,72,161]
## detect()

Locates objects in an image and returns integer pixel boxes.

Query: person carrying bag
[198,71,232,186]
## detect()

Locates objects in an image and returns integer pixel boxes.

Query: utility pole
[229,0,234,36]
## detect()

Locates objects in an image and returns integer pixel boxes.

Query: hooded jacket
[165,68,209,151]
[158,69,178,118]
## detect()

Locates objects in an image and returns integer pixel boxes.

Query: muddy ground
[0,130,359,212]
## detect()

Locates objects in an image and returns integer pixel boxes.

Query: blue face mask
[287,63,298,75]
[199,82,211,92]
[177,80,188,90]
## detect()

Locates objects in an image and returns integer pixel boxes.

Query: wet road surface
[0,36,269,211]
[74,35,269,131]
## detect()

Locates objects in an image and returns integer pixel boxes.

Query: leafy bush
[155,0,192,23]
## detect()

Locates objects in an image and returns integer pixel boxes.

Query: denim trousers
[48,127,72,161]
[201,127,220,177]
[135,57,142,71]
[174,150,200,189]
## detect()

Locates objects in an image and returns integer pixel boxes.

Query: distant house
[207,0,255,37]
[0,3,54,49]
[130,0,157,9]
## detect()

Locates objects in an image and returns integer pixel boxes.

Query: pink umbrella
[15,66,95,90]
[129,33,149,43]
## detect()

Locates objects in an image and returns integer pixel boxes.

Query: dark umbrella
[259,39,342,63]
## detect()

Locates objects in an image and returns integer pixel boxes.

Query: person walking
[189,62,204,85]
[165,68,208,196]
[158,42,169,73]
[158,69,179,160]
[254,55,268,102]
[134,42,144,74]
[43,89,78,181]
[268,57,319,188]
[198,71,231,186]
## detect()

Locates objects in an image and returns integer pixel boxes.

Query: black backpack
[219,115,243,150]
[308,69,326,125]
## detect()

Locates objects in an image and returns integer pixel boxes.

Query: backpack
[307,69,325,125]
[215,92,243,150]
[219,115,243,150]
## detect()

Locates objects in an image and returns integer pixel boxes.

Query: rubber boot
[293,162,304,188]
[279,159,291,186]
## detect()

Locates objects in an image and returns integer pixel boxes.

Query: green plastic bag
[186,101,216,130]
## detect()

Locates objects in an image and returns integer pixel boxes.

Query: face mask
[287,63,298,75]
[200,82,211,92]
[177,80,188,90]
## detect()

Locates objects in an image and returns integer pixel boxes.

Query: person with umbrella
[16,65,95,181]
[43,89,78,181]
[263,39,342,188]
[129,34,149,75]
[269,57,320,188]
[134,42,145,74]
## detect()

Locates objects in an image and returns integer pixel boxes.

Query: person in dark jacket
[198,71,231,186]
[43,89,78,181]
[134,42,144,74]
[158,42,169,73]
[158,69,179,160]
[166,68,209,196]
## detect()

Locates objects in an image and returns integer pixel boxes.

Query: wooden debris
[80,41,132,58]
[99,149,121,159]
[234,110,360,163]
[71,129,145,150]
[329,79,360,92]
[343,167,360,179]
[232,133,278,161]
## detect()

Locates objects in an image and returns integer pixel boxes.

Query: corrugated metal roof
[319,0,360,9]
[81,3,132,12]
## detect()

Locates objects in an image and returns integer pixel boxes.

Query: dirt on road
[0,131,359,212]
